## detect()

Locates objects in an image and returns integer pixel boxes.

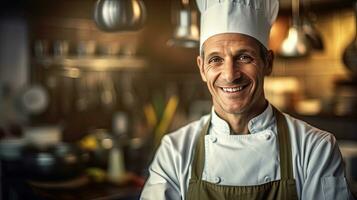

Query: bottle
[107,142,126,183]
[107,112,129,183]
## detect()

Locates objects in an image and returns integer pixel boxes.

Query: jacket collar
[211,103,275,135]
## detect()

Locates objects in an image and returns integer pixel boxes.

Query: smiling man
[197,33,273,135]
[140,0,354,199]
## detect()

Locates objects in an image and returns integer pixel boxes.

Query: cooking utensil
[121,74,136,109]
[342,1,357,75]
[278,0,310,58]
[99,72,116,110]
[98,42,121,56]
[76,40,97,57]
[22,142,87,181]
[19,85,49,115]
[61,75,75,116]
[167,0,199,48]
[76,74,89,112]
[34,40,49,57]
[94,0,147,32]
[76,73,99,111]
[302,0,324,50]
[343,41,357,75]
[79,129,113,169]
[53,40,70,57]
[152,95,179,149]
[302,15,324,50]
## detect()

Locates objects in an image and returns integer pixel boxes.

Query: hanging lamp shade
[94,0,147,32]
[278,0,310,58]
[279,25,309,57]
[167,0,200,48]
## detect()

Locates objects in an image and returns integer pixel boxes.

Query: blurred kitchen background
[1,0,357,199]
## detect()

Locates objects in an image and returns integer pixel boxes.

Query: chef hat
[196,0,279,51]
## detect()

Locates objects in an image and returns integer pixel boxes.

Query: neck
[215,101,268,135]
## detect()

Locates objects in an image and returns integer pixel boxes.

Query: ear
[197,56,207,82]
[264,50,274,76]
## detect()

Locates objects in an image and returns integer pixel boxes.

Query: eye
[237,54,253,64]
[208,56,223,65]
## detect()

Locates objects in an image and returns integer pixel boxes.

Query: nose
[221,59,241,82]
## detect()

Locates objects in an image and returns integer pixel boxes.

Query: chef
[140,0,354,199]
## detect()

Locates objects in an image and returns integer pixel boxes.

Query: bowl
[22,143,88,181]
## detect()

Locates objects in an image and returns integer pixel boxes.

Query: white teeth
[222,86,243,93]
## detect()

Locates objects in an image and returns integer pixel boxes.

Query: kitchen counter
[1,159,144,200]
[30,181,142,200]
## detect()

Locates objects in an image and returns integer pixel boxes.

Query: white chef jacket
[140,104,355,200]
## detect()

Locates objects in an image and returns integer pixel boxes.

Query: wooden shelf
[34,56,148,71]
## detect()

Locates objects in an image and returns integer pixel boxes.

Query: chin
[216,102,250,115]
[226,106,249,114]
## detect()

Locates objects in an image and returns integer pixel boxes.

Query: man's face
[197,33,273,117]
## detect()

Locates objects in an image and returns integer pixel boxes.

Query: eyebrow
[205,51,221,60]
[205,48,258,60]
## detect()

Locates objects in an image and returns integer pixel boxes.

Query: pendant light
[278,0,310,58]
[94,0,147,32]
[167,0,200,48]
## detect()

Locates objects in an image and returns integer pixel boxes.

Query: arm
[140,136,182,200]
[301,133,355,200]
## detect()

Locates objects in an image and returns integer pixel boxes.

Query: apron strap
[273,107,294,180]
[190,117,211,180]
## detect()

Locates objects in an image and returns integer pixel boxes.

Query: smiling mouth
[220,84,249,93]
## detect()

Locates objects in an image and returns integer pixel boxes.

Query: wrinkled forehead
[202,33,261,55]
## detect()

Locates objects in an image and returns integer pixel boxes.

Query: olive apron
[187,108,298,200]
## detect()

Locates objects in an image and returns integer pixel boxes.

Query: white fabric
[196,0,279,50]
[140,104,354,200]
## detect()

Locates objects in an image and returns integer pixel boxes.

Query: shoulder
[283,113,342,172]
[147,114,210,186]
[161,114,210,154]
[283,113,336,147]
[282,114,351,199]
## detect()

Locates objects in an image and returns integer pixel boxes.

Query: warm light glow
[279,26,308,57]
[133,1,141,21]
[102,0,116,26]
[269,16,289,52]
[270,22,279,41]
[281,28,299,54]
[102,138,113,149]
[190,24,200,40]
[182,0,189,6]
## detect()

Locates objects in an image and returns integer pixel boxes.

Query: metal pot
[343,41,357,75]
[94,0,147,32]
[22,143,88,181]
[342,2,357,75]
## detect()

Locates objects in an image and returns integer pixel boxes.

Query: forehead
[203,33,260,55]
